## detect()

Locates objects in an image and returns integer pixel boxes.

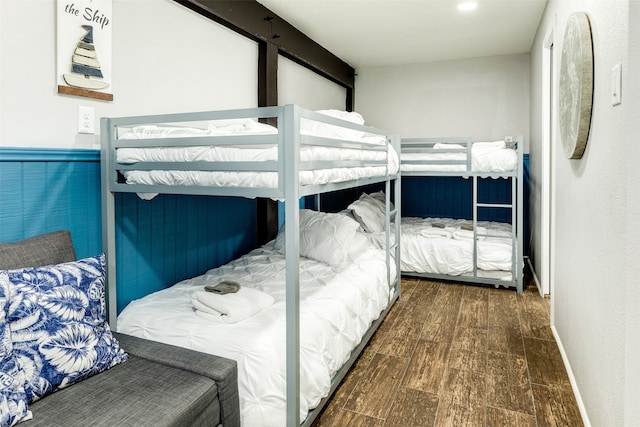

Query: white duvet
[391,217,515,279]
[115,118,399,199]
[401,140,518,173]
[118,144,399,198]
[117,242,395,426]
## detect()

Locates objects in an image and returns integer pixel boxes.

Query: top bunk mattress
[401,139,518,174]
[106,108,400,199]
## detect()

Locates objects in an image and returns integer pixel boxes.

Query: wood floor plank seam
[516,280,540,427]
[313,272,583,427]
[381,344,420,421]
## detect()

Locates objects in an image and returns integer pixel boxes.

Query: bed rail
[398,135,523,292]
[100,104,401,427]
[400,136,520,179]
[102,105,398,201]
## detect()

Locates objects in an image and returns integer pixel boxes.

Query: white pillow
[368,191,394,211]
[316,109,365,125]
[301,109,367,141]
[346,231,375,263]
[348,193,387,233]
[273,209,361,267]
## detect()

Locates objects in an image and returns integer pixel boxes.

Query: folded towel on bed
[460,222,474,231]
[191,287,275,323]
[452,227,488,240]
[420,227,452,239]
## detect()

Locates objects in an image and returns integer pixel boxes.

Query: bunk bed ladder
[471,136,524,292]
[472,175,521,292]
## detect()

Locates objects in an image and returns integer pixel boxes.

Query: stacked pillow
[272,191,393,269]
[347,191,393,233]
[273,209,363,268]
[0,232,127,426]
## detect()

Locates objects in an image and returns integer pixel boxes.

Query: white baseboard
[524,256,544,297]
[550,325,591,427]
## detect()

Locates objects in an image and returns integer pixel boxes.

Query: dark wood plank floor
[312,269,583,427]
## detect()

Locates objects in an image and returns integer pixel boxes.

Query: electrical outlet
[505,136,513,143]
[78,106,95,134]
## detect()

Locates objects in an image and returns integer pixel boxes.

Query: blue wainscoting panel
[114,193,257,314]
[0,147,258,315]
[0,148,102,259]
[402,176,513,223]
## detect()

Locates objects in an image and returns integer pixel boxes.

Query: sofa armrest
[113,332,240,427]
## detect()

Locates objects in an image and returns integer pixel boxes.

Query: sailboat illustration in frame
[63,25,109,90]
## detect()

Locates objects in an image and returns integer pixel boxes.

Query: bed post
[517,135,524,292]
[100,117,118,328]
[281,104,301,427]
[393,135,402,298]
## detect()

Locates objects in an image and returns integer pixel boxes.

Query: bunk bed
[100,104,401,427]
[400,136,523,292]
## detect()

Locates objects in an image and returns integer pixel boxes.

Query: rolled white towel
[452,227,488,241]
[191,286,275,323]
[420,227,453,239]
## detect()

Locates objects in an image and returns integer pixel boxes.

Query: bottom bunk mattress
[117,238,395,426]
[396,217,515,280]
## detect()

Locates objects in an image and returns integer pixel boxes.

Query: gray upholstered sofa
[0,231,240,427]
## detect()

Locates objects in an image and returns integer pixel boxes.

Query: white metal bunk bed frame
[400,135,524,292]
[100,104,401,426]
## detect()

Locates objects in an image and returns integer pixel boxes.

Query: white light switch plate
[612,63,622,106]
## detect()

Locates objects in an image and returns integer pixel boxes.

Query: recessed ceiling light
[457,2,478,12]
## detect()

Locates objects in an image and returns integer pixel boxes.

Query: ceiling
[257,0,548,69]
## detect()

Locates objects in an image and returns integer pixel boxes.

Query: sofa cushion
[114,332,240,427]
[4,254,128,403]
[27,355,221,427]
[0,231,76,270]
[0,273,31,426]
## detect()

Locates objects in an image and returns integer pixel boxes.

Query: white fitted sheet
[390,217,514,279]
[117,242,395,427]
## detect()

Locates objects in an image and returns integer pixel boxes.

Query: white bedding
[115,116,399,199]
[117,241,395,426]
[401,140,518,173]
[391,217,514,279]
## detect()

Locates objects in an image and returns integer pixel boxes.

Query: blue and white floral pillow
[5,254,128,403]
[0,273,31,427]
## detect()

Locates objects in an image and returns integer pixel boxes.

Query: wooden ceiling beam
[174,0,355,90]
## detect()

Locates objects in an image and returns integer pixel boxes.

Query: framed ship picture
[57,0,113,101]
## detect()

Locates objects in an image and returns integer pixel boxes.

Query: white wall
[278,56,347,110]
[0,0,259,149]
[0,0,350,149]
[624,2,640,426]
[354,54,530,148]
[530,1,639,426]
[528,15,549,292]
